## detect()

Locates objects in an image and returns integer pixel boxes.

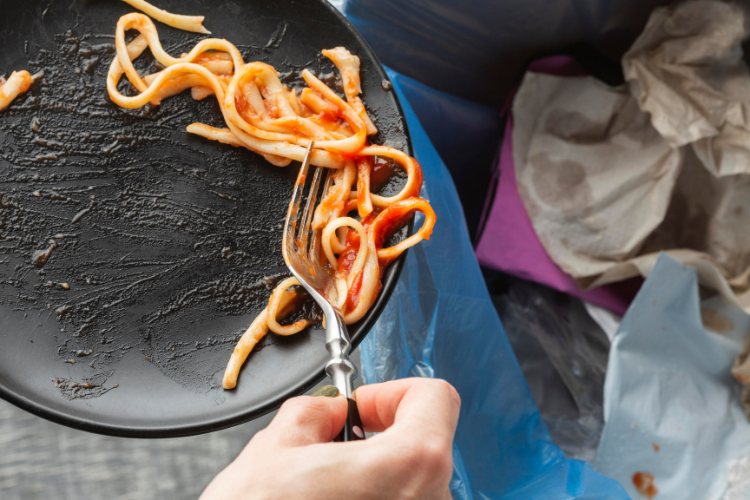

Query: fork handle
[323,306,364,441]
[324,306,357,396]
[334,398,365,442]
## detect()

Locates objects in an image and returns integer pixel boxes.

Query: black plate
[0,0,411,437]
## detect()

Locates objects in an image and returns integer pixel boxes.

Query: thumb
[262,389,348,447]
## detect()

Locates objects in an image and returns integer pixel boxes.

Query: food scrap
[0,71,32,111]
[32,240,58,268]
[632,472,658,499]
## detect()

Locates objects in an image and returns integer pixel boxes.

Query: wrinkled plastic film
[360,68,628,499]
[489,274,611,463]
[345,0,672,106]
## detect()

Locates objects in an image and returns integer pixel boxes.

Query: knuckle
[420,378,460,409]
[279,396,305,414]
[279,397,323,425]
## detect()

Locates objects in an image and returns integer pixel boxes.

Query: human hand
[201,377,461,500]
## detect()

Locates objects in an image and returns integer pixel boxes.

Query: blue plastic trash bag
[345,0,671,106]
[386,73,501,240]
[361,68,629,499]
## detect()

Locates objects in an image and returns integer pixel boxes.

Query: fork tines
[285,142,331,265]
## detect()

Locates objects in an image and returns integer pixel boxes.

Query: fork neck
[322,302,357,398]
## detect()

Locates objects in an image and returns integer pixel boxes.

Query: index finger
[353,378,460,434]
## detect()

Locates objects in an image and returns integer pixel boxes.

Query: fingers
[352,378,460,497]
[353,378,460,435]
[261,394,349,447]
[255,378,460,450]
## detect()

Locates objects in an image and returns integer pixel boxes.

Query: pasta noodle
[120,0,210,34]
[105,11,436,389]
[0,71,32,112]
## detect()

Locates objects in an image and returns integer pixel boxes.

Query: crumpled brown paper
[513,0,750,316]
[624,0,750,177]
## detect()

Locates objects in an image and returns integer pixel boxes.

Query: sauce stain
[633,472,658,499]
[701,308,734,333]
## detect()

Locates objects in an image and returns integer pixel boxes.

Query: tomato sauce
[234,93,255,122]
[370,156,400,190]
[345,271,363,310]
[338,248,358,275]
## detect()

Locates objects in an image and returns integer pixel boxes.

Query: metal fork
[282,141,365,442]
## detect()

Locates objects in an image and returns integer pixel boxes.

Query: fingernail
[312,385,339,398]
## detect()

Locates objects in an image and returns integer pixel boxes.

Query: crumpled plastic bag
[594,253,750,499]
[487,271,611,464]
[512,0,750,312]
[361,68,628,499]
